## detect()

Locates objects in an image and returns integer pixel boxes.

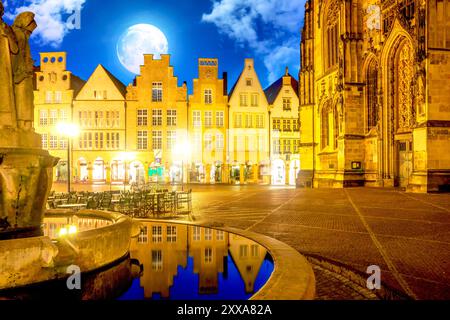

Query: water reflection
[119,222,274,300]
[42,215,113,239]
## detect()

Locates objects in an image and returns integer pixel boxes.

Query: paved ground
[53,183,450,300]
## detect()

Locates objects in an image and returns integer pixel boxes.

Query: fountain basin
[0,210,135,290]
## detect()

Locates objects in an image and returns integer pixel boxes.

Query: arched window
[366,59,379,132]
[321,104,330,149]
[325,1,339,70]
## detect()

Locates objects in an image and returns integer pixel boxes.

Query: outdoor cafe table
[56,203,87,211]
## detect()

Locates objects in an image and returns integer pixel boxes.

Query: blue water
[118,255,274,301]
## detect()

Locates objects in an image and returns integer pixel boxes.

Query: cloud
[4,0,85,47]
[202,0,306,84]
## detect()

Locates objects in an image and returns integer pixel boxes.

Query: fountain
[0,3,134,291]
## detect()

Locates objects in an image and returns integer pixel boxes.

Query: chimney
[223,72,228,96]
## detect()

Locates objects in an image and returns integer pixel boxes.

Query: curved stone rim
[134,218,316,300]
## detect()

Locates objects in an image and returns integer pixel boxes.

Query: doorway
[396,140,413,188]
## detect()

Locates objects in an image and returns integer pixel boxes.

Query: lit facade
[228,59,271,184]
[188,58,229,184]
[73,64,127,184]
[126,54,189,184]
[33,52,85,183]
[297,0,450,192]
[265,68,301,186]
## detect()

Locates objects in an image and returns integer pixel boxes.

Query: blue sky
[4,0,306,92]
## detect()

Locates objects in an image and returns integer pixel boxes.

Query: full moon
[117,24,169,74]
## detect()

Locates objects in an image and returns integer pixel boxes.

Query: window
[293,140,300,153]
[251,94,259,107]
[245,114,253,128]
[246,79,253,86]
[49,135,58,149]
[59,109,68,123]
[138,226,148,243]
[205,228,212,241]
[45,91,53,103]
[240,94,248,107]
[167,110,177,126]
[273,140,280,154]
[216,133,224,150]
[59,137,67,149]
[216,230,224,241]
[273,119,281,130]
[94,90,106,100]
[167,226,177,243]
[137,130,148,150]
[193,226,201,241]
[239,245,248,258]
[321,106,330,149]
[293,119,300,131]
[151,250,163,271]
[167,130,176,150]
[366,59,378,132]
[152,130,162,150]
[234,114,242,128]
[205,133,213,151]
[204,89,213,104]
[152,226,162,243]
[283,98,292,110]
[39,110,48,126]
[41,134,48,149]
[283,120,291,132]
[256,114,264,128]
[152,109,162,126]
[283,140,291,154]
[193,111,201,127]
[152,82,163,102]
[251,245,259,257]
[205,248,213,264]
[55,91,62,103]
[429,0,450,49]
[137,109,148,126]
[205,111,213,128]
[216,111,224,128]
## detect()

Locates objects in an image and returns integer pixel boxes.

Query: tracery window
[325,1,339,70]
[366,59,379,132]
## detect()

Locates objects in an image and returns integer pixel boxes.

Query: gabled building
[33,52,85,183]
[72,64,127,184]
[265,68,301,186]
[228,59,271,184]
[188,58,229,184]
[126,54,188,184]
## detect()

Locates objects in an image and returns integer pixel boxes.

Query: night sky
[4,0,306,92]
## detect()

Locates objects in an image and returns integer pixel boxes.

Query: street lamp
[172,142,191,191]
[121,152,136,192]
[56,123,80,194]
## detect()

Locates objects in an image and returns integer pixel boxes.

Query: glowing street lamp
[172,142,191,191]
[56,123,81,193]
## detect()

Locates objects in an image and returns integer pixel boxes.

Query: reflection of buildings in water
[228,233,267,294]
[187,226,230,294]
[43,216,112,239]
[130,222,188,299]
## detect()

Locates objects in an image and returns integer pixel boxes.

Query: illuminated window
[239,245,248,258]
[167,226,177,243]
[137,109,148,126]
[251,94,259,107]
[205,228,212,241]
[240,94,248,107]
[152,226,162,243]
[167,109,177,126]
[216,133,224,150]
[49,135,58,149]
[193,111,201,127]
[216,230,224,241]
[167,130,176,150]
[55,91,62,103]
[152,82,163,102]
[204,133,213,151]
[283,98,292,111]
[137,130,148,150]
[205,248,213,264]
[138,226,148,243]
[45,91,53,103]
[205,111,213,128]
[41,134,48,149]
[152,109,162,126]
[251,245,259,257]
[152,130,162,150]
[256,114,264,128]
[193,226,201,241]
[205,89,213,104]
[216,111,224,128]
[151,250,163,271]
[39,110,48,126]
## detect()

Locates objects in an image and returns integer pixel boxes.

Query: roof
[228,70,243,98]
[100,64,127,96]
[264,74,299,105]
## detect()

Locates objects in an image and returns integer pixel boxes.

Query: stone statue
[0,0,18,128]
[12,11,37,131]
